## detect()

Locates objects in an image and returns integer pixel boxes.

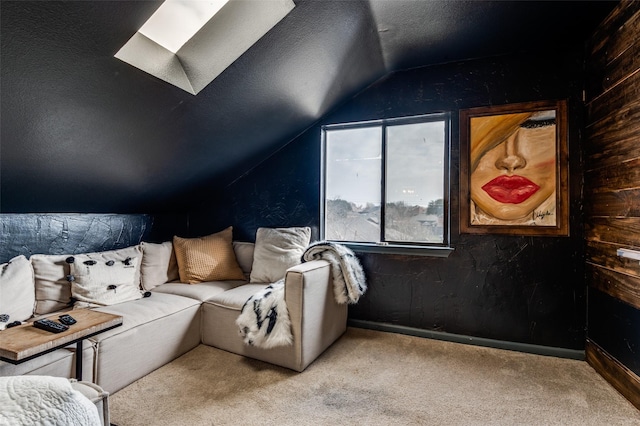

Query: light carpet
[110,328,640,425]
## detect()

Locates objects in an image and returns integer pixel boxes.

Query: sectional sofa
[0,226,348,395]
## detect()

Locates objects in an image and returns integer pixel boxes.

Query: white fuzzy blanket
[236,280,292,349]
[0,376,101,426]
[236,241,366,348]
[301,241,367,304]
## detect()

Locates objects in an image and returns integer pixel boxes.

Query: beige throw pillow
[173,227,245,284]
[140,241,179,290]
[0,255,35,327]
[69,255,142,307]
[249,227,311,283]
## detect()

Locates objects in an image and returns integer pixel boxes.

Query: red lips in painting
[481,175,540,204]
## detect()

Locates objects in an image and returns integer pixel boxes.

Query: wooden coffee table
[0,309,122,380]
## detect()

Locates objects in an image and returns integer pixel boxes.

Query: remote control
[33,318,69,333]
[59,314,77,325]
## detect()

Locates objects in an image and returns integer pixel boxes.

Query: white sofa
[0,236,348,395]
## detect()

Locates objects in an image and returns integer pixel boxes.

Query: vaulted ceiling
[0,0,616,213]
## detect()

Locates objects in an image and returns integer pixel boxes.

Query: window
[321,114,451,255]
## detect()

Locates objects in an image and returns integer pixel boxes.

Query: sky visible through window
[325,121,444,208]
[326,126,382,208]
[386,121,444,206]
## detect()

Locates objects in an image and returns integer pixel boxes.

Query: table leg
[76,340,83,380]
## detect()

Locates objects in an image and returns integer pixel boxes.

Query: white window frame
[321,113,453,257]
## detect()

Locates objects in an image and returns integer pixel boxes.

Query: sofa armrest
[282,260,347,371]
[284,260,333,308]
[285,259,331,276]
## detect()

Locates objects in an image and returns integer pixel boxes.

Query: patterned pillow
[68,255,143,307]
[173,226,245,284]
[31,245,143,315]
[249,227,311,283]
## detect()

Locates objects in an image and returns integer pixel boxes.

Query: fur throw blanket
[236,241,366,349]
[236,280,292,349]
[301,241,367,304]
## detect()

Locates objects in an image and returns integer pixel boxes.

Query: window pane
[385,121,445,243]
[325,127,382,242]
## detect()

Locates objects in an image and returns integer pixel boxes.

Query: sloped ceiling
[0,0,615,213]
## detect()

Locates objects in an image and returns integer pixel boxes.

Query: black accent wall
[1,1,615,216]
[0,0,385,214]
[189,49,588,350]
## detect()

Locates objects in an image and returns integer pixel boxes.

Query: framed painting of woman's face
[459,100,569,236]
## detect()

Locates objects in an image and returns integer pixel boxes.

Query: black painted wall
[190,49,588,350]
[0,0,384,214]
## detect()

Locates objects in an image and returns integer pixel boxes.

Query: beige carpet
[110,328,640,425]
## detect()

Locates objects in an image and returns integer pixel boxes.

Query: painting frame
[459,100,569,236]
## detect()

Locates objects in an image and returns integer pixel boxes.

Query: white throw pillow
[249,227,311,283]
[0,255,35,329]
[68,254,142,307]
[233,241,255,277]
[140,241,179,290]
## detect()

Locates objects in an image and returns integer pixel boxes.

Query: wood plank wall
[584,0,640,410]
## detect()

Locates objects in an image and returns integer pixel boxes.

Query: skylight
[115,0,295,95]
[139,0,229,54]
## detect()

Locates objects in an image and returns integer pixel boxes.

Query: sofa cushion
[140,241,179,291]
[173,227,245,284]
[204,284,269,310]
[89,292,201,394]
[69,255,142,307]
[0,255,35,328]
[89,292,200,343]
[31,246,143,315]
[249,227,310,283]
[152,280,243,302]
